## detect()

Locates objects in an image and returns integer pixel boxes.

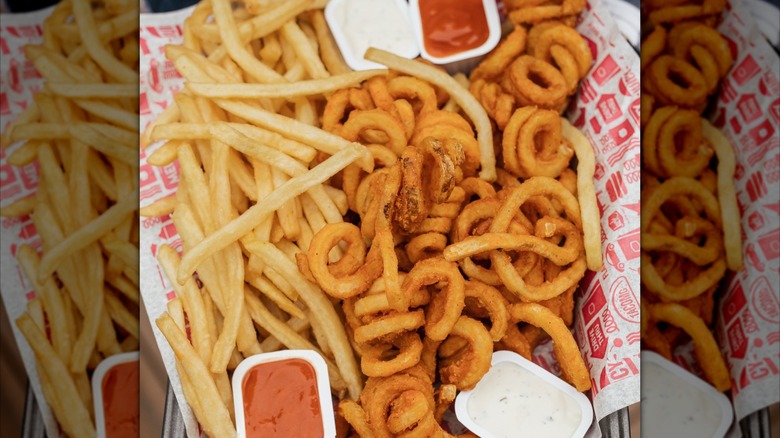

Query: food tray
[20,386,45,438]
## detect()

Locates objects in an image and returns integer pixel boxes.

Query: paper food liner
[666,0,780,425]
[0,5,61,437]
[138,1,640,436]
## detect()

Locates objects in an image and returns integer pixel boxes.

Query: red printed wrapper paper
[0,5,62,438]
[138,1,640,436]
[669,0,780,423]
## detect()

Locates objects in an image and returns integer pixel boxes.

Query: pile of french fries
[0,0,140,436]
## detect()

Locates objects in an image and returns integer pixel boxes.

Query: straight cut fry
[186,70,385,98]
[176,144,367,284]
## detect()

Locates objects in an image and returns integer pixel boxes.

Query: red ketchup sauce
[101,361,139,438]
[419,0,490,58]
[242,358,323,437]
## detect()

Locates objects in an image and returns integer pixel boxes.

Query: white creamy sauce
[333,0,416,61]
[467,362,582,437]
[642,362,723,438]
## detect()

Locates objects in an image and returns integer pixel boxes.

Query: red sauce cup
[232,350,336,438]
[409,0,502,73]
[91,351,140,438]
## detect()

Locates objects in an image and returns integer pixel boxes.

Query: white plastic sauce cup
[91,351,140,438]
[325,0,419,71]
[232,350,336,438]
[408,0,502,74]
[455,350,593,438]
[642,351,733,438]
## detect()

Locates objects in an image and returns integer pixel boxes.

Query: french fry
[212,0,285,83]
[0,196,36,217]
[247,242,363,399]
[45,83,137,98]
[140,196,177,217]
[280,20,330,80]
[562,119,604,271]
[71,0,135,83]
[186,70,385,98]
[176,144,368,284]
[6,140,41,166]
[16,245,72,363]
[3,1,140,435]
[156,313,236,437]
[308,9,351,75]
[37,195,136,281]
[244,286,347,391]
[702,120,743,271]
[17,314,95,438]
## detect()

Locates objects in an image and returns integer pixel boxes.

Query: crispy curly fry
[641,26,667,70]
[438,316,494,390]
[643,107,714,178]
[361,332,424,377]
[491,177,583,232]
[643,252,726,300]
[507,0,586,25]
[508,303,591,392]
[387,76,439,115]
[340,109,408,156]
[365,48,497,181]
[402,257,466,341]
[702,120,743,271]
[307,222,384,299]
[464,280,509,341]
[353,310,426,344]
[339,400,375,438]
[469,79,516,130]
[502,107,574,178]
[647,55,708,108]
[361,366,438,438]
[528,23,592,94]
[471,27,528,81]
[503,56,568,110]
[648,303,731,391]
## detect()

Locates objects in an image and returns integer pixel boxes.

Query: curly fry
[508,303,591,392]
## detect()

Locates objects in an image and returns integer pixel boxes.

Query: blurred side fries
[0,0,140,436]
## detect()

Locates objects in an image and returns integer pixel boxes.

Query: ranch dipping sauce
[642,361,727,438]
[456,352,592,437]
[326,0,418,70]
[464,361,584,437]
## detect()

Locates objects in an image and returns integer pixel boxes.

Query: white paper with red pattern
[0,5,61,438]
[138,5,195,437]
[567,0,643,421]
[139,1,640,435]
[646,0,780,428]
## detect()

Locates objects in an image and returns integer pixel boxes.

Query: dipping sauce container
[410,0,502,73]
[232,350,335,438]
[92,351,140,438]
[325,0,419,70]
[642,351,733,438]
[455,350,593,438]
